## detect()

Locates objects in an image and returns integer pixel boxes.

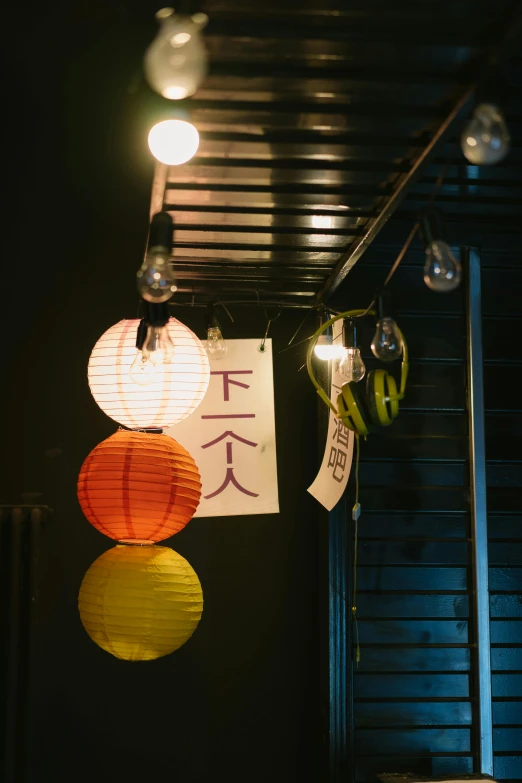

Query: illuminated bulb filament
[338,347,366,383]
[129,351,157,386]
[144,9,208,100]
[148,119,200,166]
[205,327,227,359]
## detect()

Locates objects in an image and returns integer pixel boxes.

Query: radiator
[0,506,48,783]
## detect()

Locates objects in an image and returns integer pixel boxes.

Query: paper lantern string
[118,425,164,434]
[258,306,283,353]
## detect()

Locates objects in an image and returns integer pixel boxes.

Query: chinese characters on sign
[328,417,351,483]
[307,320,354,510]
[167,339,279,517]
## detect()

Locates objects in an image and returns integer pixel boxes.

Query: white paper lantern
[88,318,210,430]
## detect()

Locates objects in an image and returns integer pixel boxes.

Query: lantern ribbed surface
[87,318,210,430]
[78,544,203,661]
[77,430,201,543]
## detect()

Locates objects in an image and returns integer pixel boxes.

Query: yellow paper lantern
[87,317,210,430]
[78,544,203,661]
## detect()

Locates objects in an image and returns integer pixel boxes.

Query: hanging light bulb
[148,119,199,165]
[423,241,461,292]
[137,212,177,303]
[129,351,157,386]
[420,208,462,293]
[339,348,366,382]
[206,327,227,359]
[144,8,208,100]
[143,324,176,365]
[338,320,366,382]
[204,304,227,359]
[461,103,510,165]
[129,303,175,386]
[129,319,157,385]
[371,292,403,362]
[314,333,342,361]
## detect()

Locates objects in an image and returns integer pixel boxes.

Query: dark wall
[333,202,522,780]
[2,8,324,783]
[21,310,323,783]
[333,237,473,780]
[482,251,522,783]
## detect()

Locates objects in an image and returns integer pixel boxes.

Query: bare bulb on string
[314,333,342,361]
[338,320,366,382]
[148,119,199,165]
[338,347,366,382]
[370,292,402,362]
[137,250,177,302]
[420,208,461,293]
[129,303,175,386]
[461,103,510,166]
[204,304,227,359]
[143,325,176,365]
[371,317,402,362]
[205,326,227,359]
[137,212,176,303]
[424,241,461,292]
[144,8,208,100]
[129,350,157,386]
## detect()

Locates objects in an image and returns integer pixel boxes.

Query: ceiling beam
[313,85,474,304]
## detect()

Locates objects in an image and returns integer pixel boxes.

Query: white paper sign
[167,339,279,517]
[307,320,354,510]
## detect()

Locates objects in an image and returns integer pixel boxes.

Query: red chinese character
[211,370,253,401]
[201,431,259,499]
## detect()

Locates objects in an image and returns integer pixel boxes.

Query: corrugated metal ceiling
[147,0,522,307]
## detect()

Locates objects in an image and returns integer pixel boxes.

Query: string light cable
[352,433,361,667]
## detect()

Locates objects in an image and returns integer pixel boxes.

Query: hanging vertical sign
[307,320,354,510]
[167,339,279,517]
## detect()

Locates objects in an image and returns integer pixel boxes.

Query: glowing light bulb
[143,325,176,365]
[137,249,177,302]
[129,351,157,385]
[205,326,227,359]
[314,334,342,361]
[424,240,462,292]
[144,8,208,100]
[148,119,199,165]
[461,104,510,165]
[338,347,366,383]
[371,317,402,362]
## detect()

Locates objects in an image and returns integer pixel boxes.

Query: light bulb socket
[342,319,356,349]
[148,211,173,253]
[475,64,509,113]
[204,303,222,332]
[376,288,394,323]
[135,319,148,350]
[420,208,447,247]
[143,301,170,327]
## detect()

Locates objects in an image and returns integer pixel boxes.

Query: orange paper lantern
[87,317,210,430]
[78,430,201,543]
